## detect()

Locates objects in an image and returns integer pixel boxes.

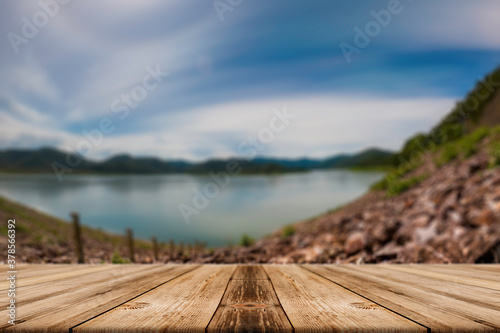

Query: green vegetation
[434,127,491,167]
[377,126,496,194]
[370,158,424,192]
[434,145,459,167]
[282,225,296,238]
[386,174,430,197]
[394,67,500,169]
[372,65,500,197]
[489,129,500,167]
[0,147,396,175]
[239,234,255,247]
[490,143,500,167]
[111,251,130,264]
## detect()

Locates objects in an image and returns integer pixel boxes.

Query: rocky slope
[205,140,500,264]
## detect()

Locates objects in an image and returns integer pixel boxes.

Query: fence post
[126,228,135,263]
[71,212,85,264]
[151,236,159,262]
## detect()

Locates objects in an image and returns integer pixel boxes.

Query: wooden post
[151,236,159,261]
[71,212,85,264]
[126,228,135,263]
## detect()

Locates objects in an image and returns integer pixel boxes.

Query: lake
[0,170,383,246]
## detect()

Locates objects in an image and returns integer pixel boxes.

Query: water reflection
[0,170,382,246]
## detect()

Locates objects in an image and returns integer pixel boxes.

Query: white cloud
[7,59,60,101]
[1,94,455,160]
[6,99,48,123]
[389,1,500,50]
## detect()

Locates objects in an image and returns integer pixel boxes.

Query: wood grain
[2,264,499,332]
[0,265,115,291]
[307,265,500,332]
[0,264,196,332]
[207,265,292,332]
[266,265,426,332]
[75,265,235,332]
[412,264,500,283]
[384,265,500,291]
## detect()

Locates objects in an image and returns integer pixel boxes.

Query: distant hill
[321,148,394,169]
[0,147,394,175]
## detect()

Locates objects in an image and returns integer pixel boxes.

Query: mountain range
[0,147,394,175]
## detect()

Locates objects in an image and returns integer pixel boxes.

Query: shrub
[490,142,500,168]
[240,234,254,247]
[461,127,490,157]
[434,145,458,167]
[111,252,129,264]
[386,174,429,197]
[282,225,296,238]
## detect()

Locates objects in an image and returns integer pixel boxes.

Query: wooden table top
[1,264,499,332]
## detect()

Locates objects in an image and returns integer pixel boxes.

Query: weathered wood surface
[0,264,498,332]
[207,266,292,332]
[305,265,500,332]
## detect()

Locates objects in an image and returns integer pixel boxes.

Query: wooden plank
[0,265,116,291]
[464,265,500,273]
[266,265,426,332]
[232,264,268,280]
[385,265,500,291]
[412,265,500,283]
[307,265,500,332]
[0,264,196,332]
[349,265,500,311]
[207,265,293,332]
[0,265,145,309]
[74,265,236,332]
[0,264,98,282]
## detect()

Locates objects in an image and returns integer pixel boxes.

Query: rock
[476,241,500,263]
[374,242,401,261]
[344,232,365,255]
[471,210,496,226]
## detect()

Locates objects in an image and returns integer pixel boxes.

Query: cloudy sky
[1,0,499,161]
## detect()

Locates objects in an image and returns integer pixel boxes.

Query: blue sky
[1,0,499,161]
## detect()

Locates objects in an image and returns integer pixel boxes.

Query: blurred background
[1,0,499,263]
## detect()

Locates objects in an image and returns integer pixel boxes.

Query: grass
[111,251,130,264]
[434,127,491,167]
[240,234,255,247]
[488,132,500,168]
[370,158,424,191]
[393,67,500,170]
[386,173,430,197]
[373,126,497,196]
[282,225,296,238]
[434,145,459,167]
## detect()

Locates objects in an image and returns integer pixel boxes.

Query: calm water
[0,171,382,246]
